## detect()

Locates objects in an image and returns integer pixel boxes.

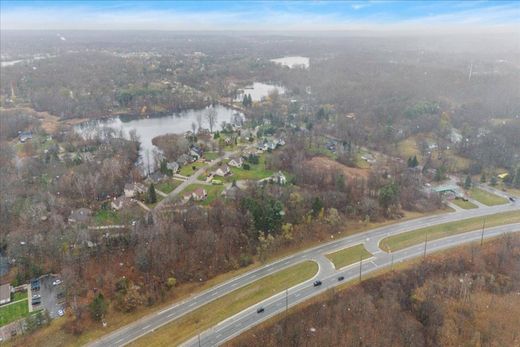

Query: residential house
[0,283,11,305]
[228,156,244,168]
[124,183,146,198]
[183,187,207,202]
[18,131,33,143]
[214,164,231,177]
[190,146,203,160]
[69,208,92,223]
[167,161,180,173]
[271,171,287,185]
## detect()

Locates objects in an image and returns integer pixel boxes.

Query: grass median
[325,244,372,269]
[469,188,508,206]
[451,199,478,210]
[129,260,318,347]
[380,210,520,252]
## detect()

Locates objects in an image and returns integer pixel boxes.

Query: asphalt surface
[86,201,519,347]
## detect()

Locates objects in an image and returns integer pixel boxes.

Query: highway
[86,201,519,347]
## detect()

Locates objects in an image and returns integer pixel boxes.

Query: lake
[270,56,310,69]
[235,82,285,102]
[76,105,243,171]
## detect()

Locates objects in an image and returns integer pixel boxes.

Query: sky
[1,1,519,32]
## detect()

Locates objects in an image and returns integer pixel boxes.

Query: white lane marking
[188,302,197,307]
[250,274,258,279]
[115,338,125,344]
[211,291,220,297]
[167,313,176,318]
[142,324,151,330]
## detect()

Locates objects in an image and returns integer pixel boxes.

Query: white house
[228,157,244,168]
[214,164,231,177]
[124,183,146,198]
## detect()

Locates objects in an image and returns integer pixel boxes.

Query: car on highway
[337,276,345,281]
[509,197,516,202]
[313,280,322,287]
[256,307,265,314]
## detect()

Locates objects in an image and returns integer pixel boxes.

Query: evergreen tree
[480,173,486,183]
[90,293,107,321]
[464,175,472,189]
[311,197,323,217]
[490,176,497,186]
[147,183,157,204]
[160,159,168,174]
[513,167,520,188]
[412,155,419,167]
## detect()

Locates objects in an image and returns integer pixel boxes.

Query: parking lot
[31,275,65,319]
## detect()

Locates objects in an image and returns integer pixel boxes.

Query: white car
[57,309,64,317]
[52,279,62,286]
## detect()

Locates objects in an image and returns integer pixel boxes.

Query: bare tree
[196,112,203,131]
[205,107,218,133]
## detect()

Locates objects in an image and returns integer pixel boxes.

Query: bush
[243,163,251,170]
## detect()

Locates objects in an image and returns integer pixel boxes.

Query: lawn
[13,291,28,301]
[226,155,273,181]
[179,162,206,177]
[182,184,224,205]
[94,210,121,225]
[469,188,508,206]
[155,180,181,194]
[451,199,478,209]
[128,261,318,347]
[380,210,520,252]
[0,299,29,326]
[325,244,372,269]
[204,151,220,161]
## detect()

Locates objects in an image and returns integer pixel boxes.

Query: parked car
[32,294,41,299]
[256,307,265,314]
[337,276,345,281]
[313,280,322,287]
[52,279,62,286]
[32,299,41,306]
[57,309,64,317]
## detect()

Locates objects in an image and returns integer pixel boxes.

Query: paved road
[86,201,519,347]
[186,223,520,347]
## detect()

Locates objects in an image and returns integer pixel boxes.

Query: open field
[469,187,508,206]
[226,154,273,181]
[380,210,520,252]
[0,299,29,326]
[304,156,370,181]
[155,180,181,194]
[204,152,220,161]
[325,244,372,269]
[94,210,121,225]
[451,198,478,209]
[128,261,319,347]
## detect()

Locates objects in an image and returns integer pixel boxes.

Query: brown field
[305,156,370,181]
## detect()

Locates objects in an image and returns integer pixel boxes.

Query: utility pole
[359,255,363,282]
[481,217,486,246]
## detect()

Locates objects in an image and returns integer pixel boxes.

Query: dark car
[256,307,265,314]
[30,279,40,291]
[337,276,345,281]
[313,280,322,287]
[32,299,41,306]
[509,197,516,202]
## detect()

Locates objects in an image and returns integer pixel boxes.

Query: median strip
[128,261,318,347]
[380,210,520,252]
[325,244,372,269]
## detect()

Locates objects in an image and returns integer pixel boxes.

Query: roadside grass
[155,180,181,194]
[182,184,224,205]
[325,244,372,269]
[94,210,120,225]
[451,199,478,210]
[380,210,520,252]
[0,299,29,326]
[179,162,206,177]
[13,292,28,301]
[469,187,508,206]
[128,261,318,347]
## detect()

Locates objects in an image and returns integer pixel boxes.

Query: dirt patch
[305,156,370,180]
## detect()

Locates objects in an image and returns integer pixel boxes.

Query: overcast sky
[1,0,519,32]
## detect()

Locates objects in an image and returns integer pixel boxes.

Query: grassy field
[204,151,220,161]
[469,187,508,206]
[94,210,120,225]
[182,184,224,205]
[129,261,318,347]
[13,292,28,301]
[380,210,520,252]
[155,180,181,194]
[226,155,273,181]
[325,244,372,269]
[451,199,478,209]
[179,162,206,177]
[0,298,29,326]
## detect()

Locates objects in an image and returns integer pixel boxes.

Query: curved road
[86,201,519,347]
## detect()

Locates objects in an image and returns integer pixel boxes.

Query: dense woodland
[229,234,520,347]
